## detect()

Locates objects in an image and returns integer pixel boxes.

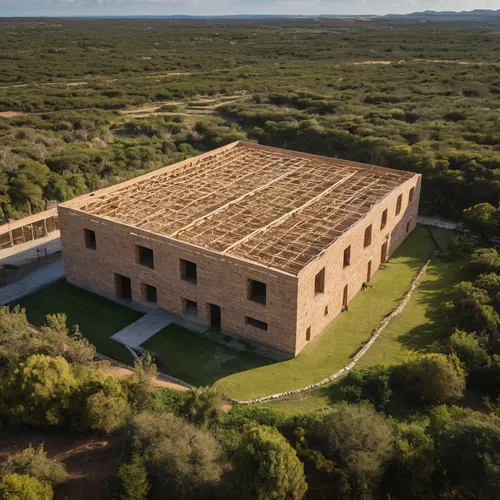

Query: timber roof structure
[68,141,416,275]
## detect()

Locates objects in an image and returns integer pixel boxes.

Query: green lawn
[260,238,469,414]
[14,280,143,365]
[142,325,273,386]
[213,227,435,400]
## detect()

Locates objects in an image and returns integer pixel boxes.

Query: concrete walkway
[0,232,61,267]
[0,260,65,305]
[111,310,174,348]
[417,216,459,231]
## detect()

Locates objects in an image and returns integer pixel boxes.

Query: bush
[312,403,394,497]
[0,474,53,500]
[400,354,466,404]
[177,386,221,426]
[72,373,131,433]
[117,453,150,500]
[0,444,67,485]
[127,412,223,499]
[0,354,76,427]
[230,425,307,500]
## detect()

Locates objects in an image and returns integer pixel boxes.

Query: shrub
[72,373,131,433]
[0,354,76,427]
[0,474,53,500]
[313,403,394,497]
[401,354,466,404]
[178,386,221,426]
[0,444,67,485]
[117,453,149,500]
[230,425,307,500]
[128,412,223,499]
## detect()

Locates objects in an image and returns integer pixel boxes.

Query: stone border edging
[228,248,438,405]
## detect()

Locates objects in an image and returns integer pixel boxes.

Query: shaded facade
[59,141,421,356]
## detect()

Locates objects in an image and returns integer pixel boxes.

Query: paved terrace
[64,142,415,275]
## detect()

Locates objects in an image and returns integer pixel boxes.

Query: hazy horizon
[1,1,499,18]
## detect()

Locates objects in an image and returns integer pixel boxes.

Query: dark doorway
[115,273,132,299]
[367,260,372,282]
[209,303,221,329]
[381,241,388,264]
[343,284,348,307]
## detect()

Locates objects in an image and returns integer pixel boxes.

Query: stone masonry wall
[295,174,421,353]
[58,207,299,354]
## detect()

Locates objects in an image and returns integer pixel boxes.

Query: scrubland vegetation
[2,17,500,499]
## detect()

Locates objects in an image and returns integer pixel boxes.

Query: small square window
[183,298,198,316]
[314,268,325,295]
[180,259,197,284]
[364,225,372,248]
[248,279,267,305]
[84,228,96,250]
[409,187,415,203]
[381,209,388,230]
[143,284,157,303]
[246,317,268,331]
[343,246,351,268]
[396,194,403,216]
[137,245,154,269]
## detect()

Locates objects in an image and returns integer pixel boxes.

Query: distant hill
[383,9,500,21]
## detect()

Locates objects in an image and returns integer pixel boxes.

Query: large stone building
[58,141,420,356]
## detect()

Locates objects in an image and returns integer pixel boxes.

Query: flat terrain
[141,324,272,386]
[14,280,142,364]
[0,430,119,500]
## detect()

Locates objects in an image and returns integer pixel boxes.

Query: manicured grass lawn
[260,235,469,414]
[215,227,435,400]
[141,325,273,386]
[13,280,142,365]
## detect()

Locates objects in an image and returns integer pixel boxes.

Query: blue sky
[0,0,498,17]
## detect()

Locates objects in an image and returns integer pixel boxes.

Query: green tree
[128,412,223,499]
[463,203,500,239]
[470,248,500,273]
[0,444,67,485]
[0,354,76,426]
[402,354,466,404]
[0,474,53,500]
[117,453,150,500]
[230,425,307,500]
[178,386,221,426]
[448,329,489,371]
[437,414,500,499]
[313,403,394,498]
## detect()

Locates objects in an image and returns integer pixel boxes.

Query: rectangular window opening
[248,279,267,305]
[84,228,96,250]
[314,268,325,295]
[246,317,268,331]
[343,284,349,307]
[306,327,311,341]
[180,259,197,284]
[364,225,372,248]
[343,246,351,268]
[381,209,388,230]
[396,194,403,216]
[143,284,157,304]
[409,187,415,203]
[137,245,154,269]
[406,221,410,234]
[183,298,198,317]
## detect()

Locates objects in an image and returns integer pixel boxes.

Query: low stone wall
[228,248,438,405]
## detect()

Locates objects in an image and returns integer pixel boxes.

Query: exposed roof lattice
[72,141,416,275]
